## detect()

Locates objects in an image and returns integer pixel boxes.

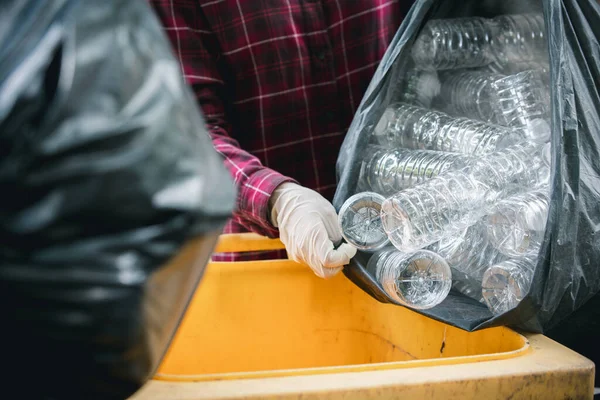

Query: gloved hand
[269,183,357,278]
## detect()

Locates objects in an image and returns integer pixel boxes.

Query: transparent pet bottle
[485,60,551,103]
[394,68,441,108]
[357,146,473,195]
[366,247,452,309]
[481,255,538,315]
[452,274,485,303]
[491,70,550,143]
[380,141,550,252]
[486,58,548,74]
[531,65,551,102]
[338,192,389,251]
[411,17,496,70]
[431,222,504,281]
[542,141,551,169]
[372,103,524,155]
[485,190,549,257]
[492,13,548,67]
[430,222,504,303]
[436,70,504,123]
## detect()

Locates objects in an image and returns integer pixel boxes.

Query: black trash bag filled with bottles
[0,0,235,398]
[333,0,600,333]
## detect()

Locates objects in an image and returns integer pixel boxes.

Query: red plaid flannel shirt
[149,0,411,260]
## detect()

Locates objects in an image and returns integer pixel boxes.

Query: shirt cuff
[236,167,297,238]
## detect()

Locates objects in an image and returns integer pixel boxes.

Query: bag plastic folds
[333,0,600,333]
[0,0,235,398]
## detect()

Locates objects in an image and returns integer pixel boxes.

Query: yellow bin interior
[155,234,529,382]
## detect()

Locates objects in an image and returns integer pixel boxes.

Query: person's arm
[149,0,356,277]
[149,0,293,238]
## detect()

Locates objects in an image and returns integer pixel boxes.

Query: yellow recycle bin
[132,233,594,400]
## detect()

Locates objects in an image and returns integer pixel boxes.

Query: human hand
[269,183,357,278]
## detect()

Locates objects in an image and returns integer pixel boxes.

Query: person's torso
[200,0,408,201]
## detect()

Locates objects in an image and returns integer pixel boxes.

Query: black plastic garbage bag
[333,0,600,333]
[0,0,235,398]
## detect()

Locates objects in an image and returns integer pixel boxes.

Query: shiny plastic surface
[333,0,600,332]
[338,192,389,251]
[0,1,235,398]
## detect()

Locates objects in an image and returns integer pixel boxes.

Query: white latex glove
[269,183,357,278]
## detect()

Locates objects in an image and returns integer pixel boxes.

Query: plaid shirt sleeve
[149,1,295,238]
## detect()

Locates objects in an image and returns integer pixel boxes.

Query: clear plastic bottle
[430,223,504,303]
[431,222,504,281]
[372,103,524,155]
[380,141,550,252]
[357,146,473,195]
[485,60,550,104]
[487,58,546,73]
[452,274,485,303]
[491,70,550,143]
[411,14,547,71]
[338,192,389,251]
[394,68,441,108]
[430,224,482,303]
[489,59,549,79]
[436,70,504,123]
[366,247,452,309]
[542,141,551,169]
[485,190,549,257]
[492,13,548,67]
[436,69,550,142]
[411,17,496,70]
[530,65,551,102]
[481,255,538,315]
